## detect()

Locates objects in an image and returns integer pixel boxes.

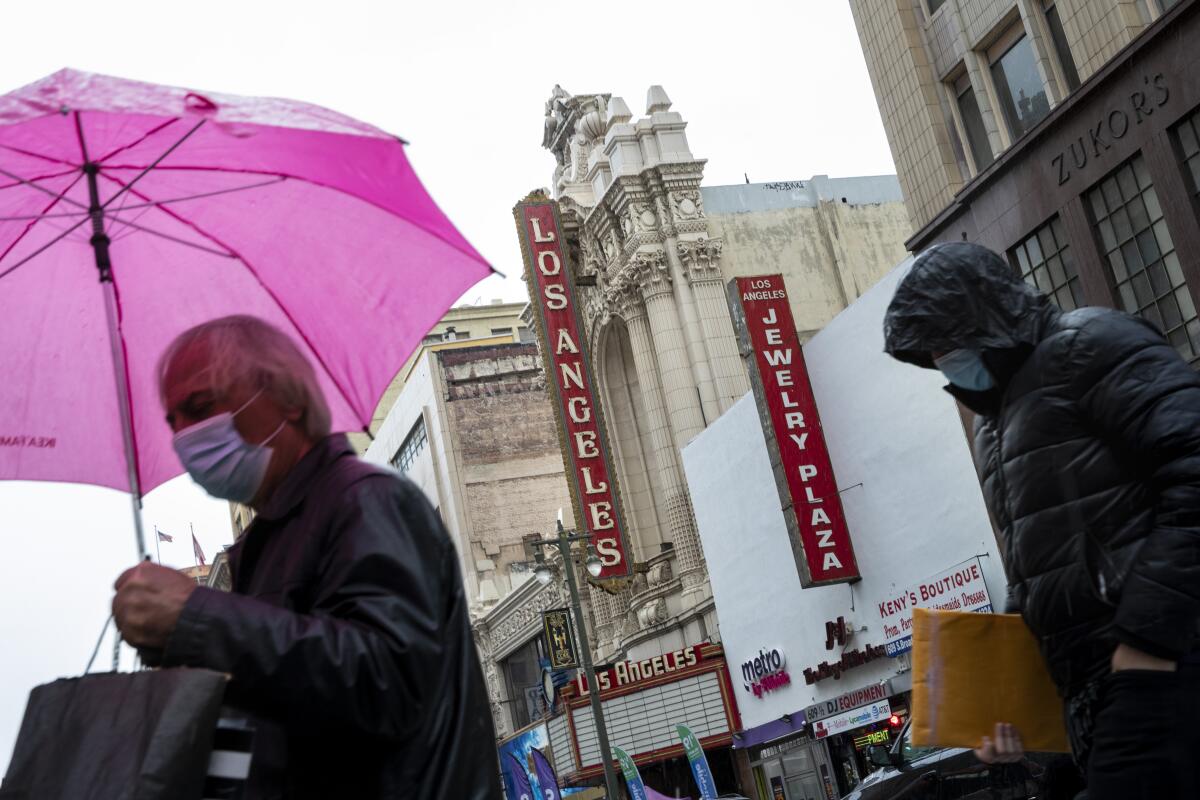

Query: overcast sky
[0,0,896,773]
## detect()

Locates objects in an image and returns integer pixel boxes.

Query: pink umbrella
[0,69,493,557]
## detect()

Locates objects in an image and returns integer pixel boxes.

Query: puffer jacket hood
[884,242,1054,368]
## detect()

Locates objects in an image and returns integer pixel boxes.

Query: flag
[613,746,647,800]
[157,529,174,543]
[505,753,534,800]
[677,724,718,799]
[193,533,206,566]
[531,748,561,800]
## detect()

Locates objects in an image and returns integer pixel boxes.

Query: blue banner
[531,747,562,800]
[506,752,535,800]
[613,745,647,800]
[677,724,718,799]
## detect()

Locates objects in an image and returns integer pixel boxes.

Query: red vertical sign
[734,275,859,585]
[515,195,632,579]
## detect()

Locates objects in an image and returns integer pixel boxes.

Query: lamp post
[532,517,621,800]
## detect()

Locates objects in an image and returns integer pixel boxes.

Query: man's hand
[1112,642,1176,673]
[112,562,197,650]
[975,722,1023,764]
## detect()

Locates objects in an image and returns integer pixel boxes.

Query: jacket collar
[254,433,357,522]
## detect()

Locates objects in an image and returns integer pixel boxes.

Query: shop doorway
[752,738,833,800]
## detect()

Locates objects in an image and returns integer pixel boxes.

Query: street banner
[613,745,647,800]
[542,607,580,669]
[676,724,718,799]
[531,748,562,800]
[727,274,859,587]
[877,557,993,657]
[515,193,632,579]
[506,752,535,800]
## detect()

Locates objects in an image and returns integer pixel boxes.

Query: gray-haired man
[111,315,500,799]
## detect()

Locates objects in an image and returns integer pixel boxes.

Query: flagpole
[190,523,196,567]
[153,526,162,564]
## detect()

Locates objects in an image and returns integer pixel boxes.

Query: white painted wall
[682,257,1009,730]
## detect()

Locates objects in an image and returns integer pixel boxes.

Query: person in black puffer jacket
[883,242,1200,800]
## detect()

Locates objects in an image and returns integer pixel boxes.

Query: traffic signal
[888,714,902,728]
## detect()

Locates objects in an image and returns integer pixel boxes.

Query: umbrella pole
[83,162,148,563]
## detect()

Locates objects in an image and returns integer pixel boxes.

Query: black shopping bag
[0,668,228,800]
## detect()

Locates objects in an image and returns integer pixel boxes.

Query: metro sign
[728,274,859,586]
[514,193,632,579]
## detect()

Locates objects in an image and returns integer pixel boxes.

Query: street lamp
[529,516,621,800]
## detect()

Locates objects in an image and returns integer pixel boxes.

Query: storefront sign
[877,557,993,657]
[802,644,887,685]
[740,646,791,698]
[804,682,889,724]
[728,274,859,587]
[853,729,891,751]
[572,644,703,697]
[812,700,891,740]
[515,194,632,579]
[542,608,579,669]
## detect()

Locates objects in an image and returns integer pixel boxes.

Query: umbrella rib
[96,175,288,213]
[98,171,368,424]
[0,143,79,167]
[0,215,90,281]
[0,165,89,210]
[95,117,180,165]
[100,163,495,271]
[0,170,87,280]
[101,211,237,257]
[100,119,207,210]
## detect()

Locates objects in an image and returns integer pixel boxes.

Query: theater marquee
[514,192,632,579]
[728,274,859,587]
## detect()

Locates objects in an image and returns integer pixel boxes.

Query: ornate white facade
[477,85,912,741]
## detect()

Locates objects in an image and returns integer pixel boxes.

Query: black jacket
[161,435,500,799]
[884,242,1200,697]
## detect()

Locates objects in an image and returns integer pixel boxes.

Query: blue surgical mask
[173,390,286,503]
[934,349,995,392]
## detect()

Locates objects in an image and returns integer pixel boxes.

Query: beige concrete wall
[851,0,1156,233]
[708,199,911,337]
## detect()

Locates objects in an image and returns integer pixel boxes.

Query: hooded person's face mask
[934,349,996,391]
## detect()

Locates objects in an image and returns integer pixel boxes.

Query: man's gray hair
[158,315,332,440]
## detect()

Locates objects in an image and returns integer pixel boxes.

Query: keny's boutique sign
[515,194,632,579]
[876,557,993,657]
[727,274,859,586]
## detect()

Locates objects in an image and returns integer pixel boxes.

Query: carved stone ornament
[647,559,674,588]
[630,249,672,298]
[670,189,703,221]
[635,597,669,629]
[488,580,570,658]
[677,237,724,283]
[605,275,644,321]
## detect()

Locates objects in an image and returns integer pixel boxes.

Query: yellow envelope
[910,607,1070,752]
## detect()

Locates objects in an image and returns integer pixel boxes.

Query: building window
[1008,217,1084,310]
[501,636,547,730]
[1177,107,1200,201]
[952,72,995,172]
[1042,1,1080,92]
[491,327,513,337]
[517,326,536,343]
[391,416,428,474]
[927,0,947,14]
[988,24,1051,140]
[1088,155,1198,363]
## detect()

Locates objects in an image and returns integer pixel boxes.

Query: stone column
[663,236,720,425]
[678,237,750,413]
[620,256,707,583]
[630,250,705,449]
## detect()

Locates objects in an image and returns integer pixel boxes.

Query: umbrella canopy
[0,69,492,551]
